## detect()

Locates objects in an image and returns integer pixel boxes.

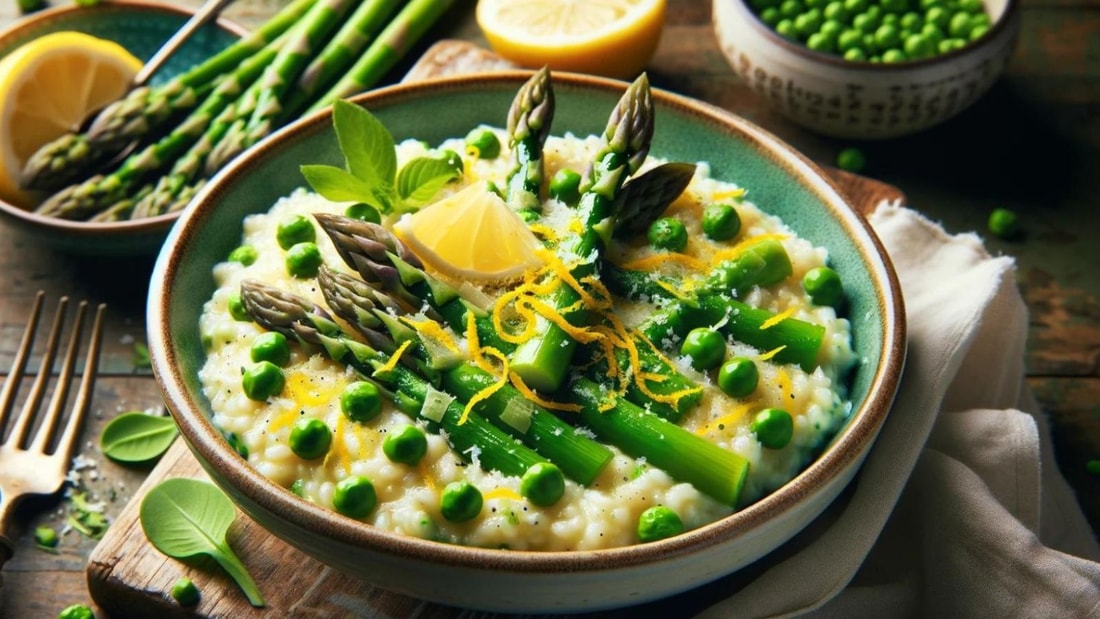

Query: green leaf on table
[141,478,266,607]
[100,412,179,463]
[302,100,458,214]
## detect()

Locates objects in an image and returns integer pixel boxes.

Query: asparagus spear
[238,280,556,483]
[20,0,316,191]
[504,66,554,215]
[35,40,283,220]
[509,74,654,393]
[306,0,458,113]
[206,0,358,175]
[282,0,403,118]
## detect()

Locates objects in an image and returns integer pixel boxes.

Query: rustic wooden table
[0,0,1097,616]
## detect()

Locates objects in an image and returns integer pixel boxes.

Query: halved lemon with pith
[476,0,667,79]
[393,183,544,283]
[0,31,142,207]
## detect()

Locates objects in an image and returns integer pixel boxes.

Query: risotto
[198,126,856,552]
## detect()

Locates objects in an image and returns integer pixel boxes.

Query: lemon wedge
[475,0,666,79]
[0,31,142,207]
[393,183,544,283]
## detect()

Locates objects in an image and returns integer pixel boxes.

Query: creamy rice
[198,128,856,551]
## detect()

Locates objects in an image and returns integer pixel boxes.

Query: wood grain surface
[0,1,1096,617]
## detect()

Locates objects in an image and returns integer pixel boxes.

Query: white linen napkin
[698,203,1100,618]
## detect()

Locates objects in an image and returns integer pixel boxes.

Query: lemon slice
[393,183,544,283]
[0,31,142,207]
[476,0,666,79]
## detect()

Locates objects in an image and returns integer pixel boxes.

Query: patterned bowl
[713,0,1021,138]
[149,71,907,613]
[0,0,244,255]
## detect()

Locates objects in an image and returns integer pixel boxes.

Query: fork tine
[28,300,90,454]
[51,302,106,459]
[0,291,45,432]
[7,296,69,448]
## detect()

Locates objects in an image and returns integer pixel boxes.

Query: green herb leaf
[100,412,179,462]
[396,157,461,208]
[133,341,151,370]
[300,164,382,205]
[333,99,396,187]
[140,479,266,607]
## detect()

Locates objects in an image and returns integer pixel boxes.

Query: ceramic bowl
[148,72,907,613]
[0,0,245,255]
[712,0,1021,138]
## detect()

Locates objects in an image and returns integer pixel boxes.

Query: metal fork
[0,292,106,581]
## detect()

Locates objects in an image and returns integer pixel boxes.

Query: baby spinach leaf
[100,412,179,462]
[301,99,458,214]
[140,478,266,607]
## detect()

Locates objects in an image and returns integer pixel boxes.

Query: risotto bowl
[148,72,906,613]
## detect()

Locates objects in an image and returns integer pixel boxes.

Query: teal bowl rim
[0,0,247,244]
[150,71,907,574]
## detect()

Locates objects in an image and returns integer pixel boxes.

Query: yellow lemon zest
[760,307,796,330]
[695,404,752,436]
[377,340,413,375]
[460,347,510,425]
[508,371,582,413]
[758,345,787,362]
[401,316,461,353]
[483,487,524,502]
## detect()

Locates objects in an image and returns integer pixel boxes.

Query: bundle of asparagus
[25,0,455,222]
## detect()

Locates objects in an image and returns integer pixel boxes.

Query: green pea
[874,23,901,49]
[987,208,1018,238]
[225,431,249,459]
[276,214,316,250]
[838,28,864,52]
[948,12,971,37]
[680,328,726,371]
[289,417,331,460]
[919,0,941,10]
[836,147,867,172]
[171,577,200,606]
[647,217,688,252]
[549,168,582,205]
[285,242,323,279]
[775,18,798,39]
[436,148,465,176]
[333,475,377,519]
[803,266,844,307]
[290,479,306,497]
[969,24,989,40]
[925,6,949,28]
[341,381,383,423]
[957,0,983,12]
[57,604,95,619]
[820,19,845,39]
[807,32,836,52]
[794,9,823,36]
[938,37,968,53]
[881,12,899,25]
[1086,460,1100,476]
[250,331,290,366]
[823,1,848,22]
[520,462,565,506]
[35,525,58,548]
[717,357,760,398]
[881,0,908,13]
[383,424,428,465]
[852,10,880,32]
[227,292,251,322]
[751,408,795,449]
[636,505,684,543]
[779,0,805,18]
[904,33,935,58]
[969,13,991,29]
[760,6,782,25]
[805,0,827,8]
[921,22,945,45]
[702,203,742,241]
[464,127,501,159]
[439,479,484,522]
[227,244,257,266]
[242,361,285,401]
[900,11,923,30]
[883,48,908,62]
[345,202,382,223]
[844,47,868,61]
[843,0,868,13]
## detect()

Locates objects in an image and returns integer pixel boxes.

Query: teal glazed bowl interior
[149,72,907,613]
[0,0,244,255]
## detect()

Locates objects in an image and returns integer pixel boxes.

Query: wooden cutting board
[85,40,905,619]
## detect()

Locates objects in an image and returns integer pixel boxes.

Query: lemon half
[393,183,544,283]
[476,0,667,79]
[0,31,142,206]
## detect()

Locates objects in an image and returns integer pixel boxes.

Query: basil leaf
[100,412,178,462]
[333,99,396,187]
[141,479,266,607]
[301,164,384,207]
[396,157,460,208]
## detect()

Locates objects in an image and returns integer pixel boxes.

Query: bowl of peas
[712,0,1020,137]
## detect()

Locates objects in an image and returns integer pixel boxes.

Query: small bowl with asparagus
[148,69,906,612]
[0,0,455,255]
